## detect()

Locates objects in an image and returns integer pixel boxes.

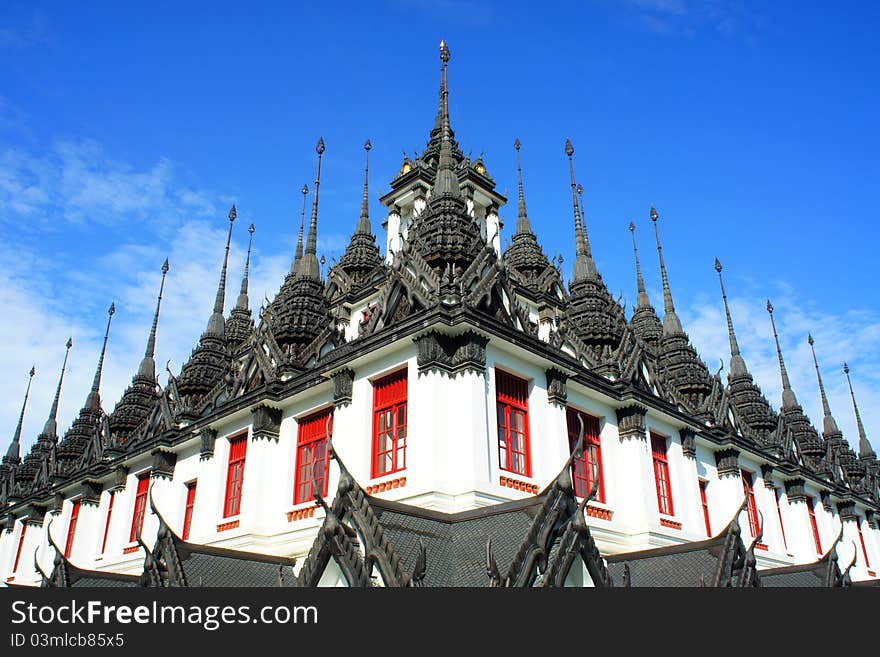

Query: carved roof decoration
[226,223,256,351]
[41,518,140,588]
[760,523,851,587]
[109,259,168,441]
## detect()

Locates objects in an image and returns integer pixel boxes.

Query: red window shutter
[294,408,333,505]
[566,407,603,502]
[223,434,248,518]
[774,489,788,550]
[12,523,27,573]
[806,495,823,555]
[100,492,115,554]
[496,370,531,477]
[699,480,712,537]
[64,500,81,559]
[740,470,760,537]
[858,519,871,568]
[182,481,197,540]
[129,472,150,543]
[372,369,408,478]
[650,433,674,516]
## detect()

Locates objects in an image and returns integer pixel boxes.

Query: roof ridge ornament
[843,362,875,459]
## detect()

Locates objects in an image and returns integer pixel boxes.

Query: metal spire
[6,366,35,461]
[807,334,840,437]
[357,140,372,235]
[292,184,308,274]
[298,138,324,281]
[235,224,255,310]
[766,300,799,411]
[138,259,169,379]
[651,206,683,335]
[565,139,597,282]
[84,302,115,411]
[629,222,650,309]
[42,338,73,438]
[844,363,875,459]
[205,206,236,336]
[514,138,532,234]
[715,258,747,377]
[435,40,452,138]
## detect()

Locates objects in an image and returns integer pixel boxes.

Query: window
[496,369,531,477]
[372,369,408,477]
[64,500,81,559]
[740,470,760,537]
[129,472,150,543]
[699,480,712,537]
[223,434,248,518]
[774,489,788,551]
[12,522,27,573]
[566,407,603,501]
[806,495,822,555]
[294,408,333,505]
[182,481,197,540]
[100,492,115,554]
[650,433,674,516]
[858,517,872,569]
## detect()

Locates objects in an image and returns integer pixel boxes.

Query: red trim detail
[217,520,240,532]
[650,433,674,516]
[372,369,408,478]
[499,476,539,495]
[660,518,682,530]
[64,500,81,559]
[566,407,604,502]
[774,488,788,550]
[858,519,872,569]
[123,545,140,555]
[223,433,248,518]
[586,505,613,521]
[756,543,769,551]
[12,523,27,573]
[699,480,712,537]
[287,506,317,522]
[365,477,407,495]
[741,469,761,537]
[294,408,333,505]
[129,472,150,543]
[182,481,197,540]
[100,492,115,554]
[806,495,823,555]
[495,369,531,477]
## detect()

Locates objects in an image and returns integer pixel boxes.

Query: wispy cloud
[621,0,765,39]
[0,9,51,49]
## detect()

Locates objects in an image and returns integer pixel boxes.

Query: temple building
[1,42,877,588]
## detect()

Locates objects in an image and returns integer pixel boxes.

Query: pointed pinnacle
[715,258,746,376]
[629,222,650,309]
[844,363,875,459]
[206,207,236,336]
[357,139,372,234]
[651,207,682,335]
[299,138,324,280]
[139,259,169,380]
[566,140,596,282]
[86,302,115,410]
[514,138,532,234]
[767,300,798,410]
[42,338,73,438]
[293,184,308,273]
[808,334,840,437]
[7,367,36,461]
[236,223,255,309]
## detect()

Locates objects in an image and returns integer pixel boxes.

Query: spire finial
[844,363,875,459]
[715,258,747,376]
[293,184,308,273]
[807,334,839,437]
[206,206,236,336]
[138,258,169,380]
[566,140,597,282]
[42,338,73,439]
[629,222,651,309]
[85,302,115,410]
[437,40,451,137]
[514,138,532,234]
[356,139,372,235]
[299,138,324,280]
[6,366,36,461]
[766,300,798,410]
[651,206,683,335]
[236,223,255,310]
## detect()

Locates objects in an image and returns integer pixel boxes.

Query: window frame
[129,471,151,543]
[740,469,761,538]
[774,488,788,551]
[182,480,197,540]
[565,406,604,502]
[857,516,872,569]
[699,479,712,537]
[371,368,408,478]
[495,369,532,478]
[223,432,248,519]
[100,491,115,555]
[805,494,823,555]
[293,407,334,506]
[12,521,27,573]
[650,432,674,517]
[64,498,82,559]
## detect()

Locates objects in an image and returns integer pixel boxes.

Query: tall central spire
[5,367,35,463]
[357,140,372,235]
[566,140,597,282]
[514,138,532,234]
[42,338,73,439]
[298,138,324,281]
[807,334,840,437]
[205,206,236,337]
[139,259,169,380]
[236,223,255,310]
[293,184,308,274]
[435,40,451,138]
[766,300,798,411]
[651,206,683,336]
[844,363,875,459]
[84,302,115,411]
[629,223,650,309]
[714,258,747,377]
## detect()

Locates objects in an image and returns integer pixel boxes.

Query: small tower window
[740,469,761,537]
[566,407,603,502]
[223,434,248,518]
[372,369,408,478]
[805,495,823,555]
[64,499,81,559]
[699,480,712,537]
[129,471,151,542]
[496,369,531,477]
[182,481,197,540]
[294,408,333,505]
[650,433,674,516]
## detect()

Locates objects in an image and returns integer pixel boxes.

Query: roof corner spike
[566,139,597,282]
[357,139,372,234]
[843,363,875,459]
[714,258,747,377]
[807,334,840,437]
[651,206,683,335]
[766,300,798,411]
[292,184,308,274]
[629,222,650,309]
[514,138,532,234]
[85,302,115,411]
[6,366,36,461]
[298,138,324,281]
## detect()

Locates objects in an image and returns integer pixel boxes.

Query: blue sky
[1,1,878,456]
